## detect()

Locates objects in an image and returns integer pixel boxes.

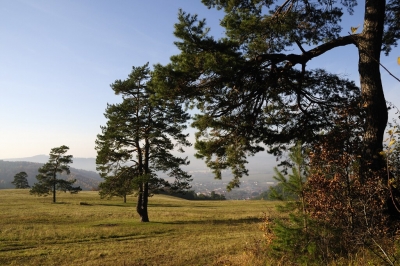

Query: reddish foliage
[305,131,398,255]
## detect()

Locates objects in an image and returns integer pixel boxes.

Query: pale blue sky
[0,0,399,159]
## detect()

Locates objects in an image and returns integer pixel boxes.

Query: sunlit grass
[0,189,275,266]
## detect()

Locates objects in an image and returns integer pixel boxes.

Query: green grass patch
[0,189,275,266]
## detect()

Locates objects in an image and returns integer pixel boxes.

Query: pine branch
[256,35,356,66]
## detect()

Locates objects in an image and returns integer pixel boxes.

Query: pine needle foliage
[29,145,81,203]
[151,0,390,188]
[95,64,192,222]
[98,166,135,203]
[266,142,319,264]
[11,171,30,189]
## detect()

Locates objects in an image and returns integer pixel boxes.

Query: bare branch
[256,35,357,66]
[295,40,307,54]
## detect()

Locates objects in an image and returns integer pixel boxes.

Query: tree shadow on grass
[96,203,134,207]
[149,203,220,208]
[93,223,119,227]
[93,202,198,208]
[148,203,185,208]
[155,216,260,226]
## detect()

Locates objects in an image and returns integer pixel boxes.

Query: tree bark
[135,137,150,222]
[139,138,151,223]
[136,183,144,221]
[53,178,56,203]
[136,182,150,222]
[358,0,388,176]
[141,182,150,222]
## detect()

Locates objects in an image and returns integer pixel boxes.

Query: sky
[1,0,399,161]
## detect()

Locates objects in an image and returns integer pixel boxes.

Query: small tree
[98,166,135,203]
[12,172,30,189]
[30,145,81,203]
[266,143,314,263]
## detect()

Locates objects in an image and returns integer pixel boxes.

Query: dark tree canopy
[98,166,135,203]
[30,145,81,202]
[152,0,400,187]
[11,171,30,189]
[96,64,192,222]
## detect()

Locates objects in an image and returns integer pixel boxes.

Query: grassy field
[0,189,274,266]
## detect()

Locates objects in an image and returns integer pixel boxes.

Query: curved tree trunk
[358,0,388,177]
[357,0,400,220]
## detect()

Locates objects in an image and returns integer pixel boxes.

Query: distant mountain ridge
[0,160,101,190]
[3,155,97,172]
[2,153,277,183]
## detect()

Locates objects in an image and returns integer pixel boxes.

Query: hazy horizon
[0,153,277,181]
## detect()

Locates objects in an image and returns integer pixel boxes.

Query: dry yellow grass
[0,189,276,266]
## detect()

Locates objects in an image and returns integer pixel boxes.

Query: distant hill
[2,153,277,184]
[0,160,101,190]
[4,155,97,172]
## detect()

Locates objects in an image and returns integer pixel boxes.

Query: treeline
[0,160,100,190]
[161,190,226,200]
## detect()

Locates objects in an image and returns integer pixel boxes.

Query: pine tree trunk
[138,138,151,223]
[136,184,143,220]
[357,0,400,221]
[141,182,150,222]
[53,179,56,203]
[136,183,150,222]
[358,0,387,176]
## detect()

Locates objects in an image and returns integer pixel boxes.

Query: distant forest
[0,160,101,190]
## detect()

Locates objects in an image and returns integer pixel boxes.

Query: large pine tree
[96,64,191,222]
[152,0,399,184]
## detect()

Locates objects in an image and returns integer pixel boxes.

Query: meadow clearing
[0,189,274,266]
